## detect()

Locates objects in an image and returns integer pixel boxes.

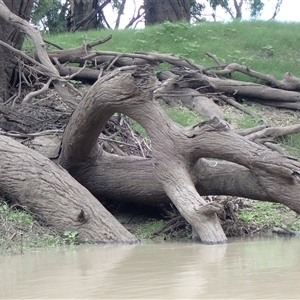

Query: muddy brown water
[1,235,299,299]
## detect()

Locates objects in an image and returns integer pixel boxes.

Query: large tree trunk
[58,66,300,244]
[59,66,226,244]
[68,0,111,31]
[144,0,190,25]
[1,1,300,245]
[0,0,34,102]
[0,135,138,244]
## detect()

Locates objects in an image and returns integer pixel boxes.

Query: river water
[1,235,299,299]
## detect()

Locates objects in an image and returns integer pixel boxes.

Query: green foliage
[134,220,165,240]
[278,133,300,159]
[32,0,68,34]
[69,79,82,87]
[132,106,203,137]
[238,201,300,231]
[209,0,230,10]
[207,0,266,19]
[189,0,206,20]
[132,122,148,137]
[63,231,79,245]
[0,202,64,254]
[249,0,265,18]
[0,202,34,226]
[236,115,264,129]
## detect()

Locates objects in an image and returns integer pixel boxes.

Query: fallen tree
[57,65,300,244]
[0,134,138,244]
[1,1,300,244]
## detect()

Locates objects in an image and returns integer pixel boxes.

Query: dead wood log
[43,38,300,112]
[59,66,227,244]
[155,71,224,120]
[0,104,42,133]
[244,123,300,141]
[58,65,300,244]
[0,135,138,244]
[212,63,300,91]
[169,70,300,110]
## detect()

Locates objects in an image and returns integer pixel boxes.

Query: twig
[43,39,64,50]
[22,79,52,104]
[0,129,64,138]
[106,54,122,71]
[98,136,137,147]
[219,94,261,118]
[0,40,57,78]
[246,123,300,141]
[234,125,268,136]
[62,60,88,80]
[263,142,290,156]
[206,52,225,65]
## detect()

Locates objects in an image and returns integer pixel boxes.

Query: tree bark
[144,0,190,25]
[0,135,138,244]
[68,0,111,31]
[59,66,226,244]
[0,0,34,101]
[233,0,243,19]
[57,66,300,244]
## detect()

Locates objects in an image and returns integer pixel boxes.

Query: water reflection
[1,235,299,299]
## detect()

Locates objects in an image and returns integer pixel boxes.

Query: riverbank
[2,188,300,255]
[2,20,300,254]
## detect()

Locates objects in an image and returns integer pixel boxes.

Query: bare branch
[22,79,52,104]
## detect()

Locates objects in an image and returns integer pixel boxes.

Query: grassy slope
[26,21,300,240]
[44,20,300,80]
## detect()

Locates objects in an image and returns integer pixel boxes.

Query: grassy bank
[6,20,300,250]
[43,20,300,80]
[0,201,65,255]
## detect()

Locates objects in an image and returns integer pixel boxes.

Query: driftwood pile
[1,2,300,244]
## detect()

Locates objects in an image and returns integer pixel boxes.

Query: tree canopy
[29,0,285,33]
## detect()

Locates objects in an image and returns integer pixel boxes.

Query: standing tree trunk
[68,0,111,31]
[144,0,190,25]
[0,0,34,102]
[233,0,243,19]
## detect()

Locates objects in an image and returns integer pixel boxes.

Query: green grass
[42,20,300,80]
[238,201,300,231]
[134,220,166,240]
[132,105,203,137]
[163,105,204,127]
[278,133,300,158]
[236,115,264,129]
[0,202,66,255]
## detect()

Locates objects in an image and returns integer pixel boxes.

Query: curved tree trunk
[144,0,190,25]
[58,66,300,244]
[0,135,138,244]
[59,66,226,244]
[0,0,34,101]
